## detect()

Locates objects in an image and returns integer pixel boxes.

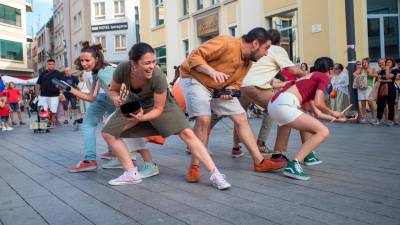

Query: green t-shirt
[113,62,173,110]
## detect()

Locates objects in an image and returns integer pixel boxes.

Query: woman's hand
[331,111,344,118]
[112,95,123,108]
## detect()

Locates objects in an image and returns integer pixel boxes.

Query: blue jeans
[82,93,115,160]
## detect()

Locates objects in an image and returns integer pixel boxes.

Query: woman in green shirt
[102,43,231,190]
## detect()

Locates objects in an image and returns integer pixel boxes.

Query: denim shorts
[9,103,19,111]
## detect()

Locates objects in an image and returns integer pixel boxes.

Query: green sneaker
[283,160,310,180]
[303,152,322,166]
[139,162,159,178]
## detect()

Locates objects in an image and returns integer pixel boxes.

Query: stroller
[29,97,50,133]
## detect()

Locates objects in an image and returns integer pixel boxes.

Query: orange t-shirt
[180,36,252,90]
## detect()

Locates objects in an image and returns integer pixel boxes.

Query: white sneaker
[2,127,6,132]
[108,169,142,186]
[210,172,231,190]
[6,127,13,131]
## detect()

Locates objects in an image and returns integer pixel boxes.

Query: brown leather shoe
[254,157,287,172]
[185,164,201,183]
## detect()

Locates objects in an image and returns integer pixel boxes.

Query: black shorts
[62,96,77,110]
[1,116,9,122]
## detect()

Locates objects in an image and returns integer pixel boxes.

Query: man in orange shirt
[179,27,287,183]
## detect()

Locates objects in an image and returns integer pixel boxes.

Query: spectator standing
[300,62,309,73]
[6,82,25,125]
[374,59,397,126]
[36,59,64,126]
[330,63,350,112]
[61,67,79,124]
[77,72,90,117]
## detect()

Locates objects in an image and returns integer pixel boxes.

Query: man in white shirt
[230,29,306,158]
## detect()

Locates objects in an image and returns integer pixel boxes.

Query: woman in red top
[268,57,348,180]
[6,82,25,125]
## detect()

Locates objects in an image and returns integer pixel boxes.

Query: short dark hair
[313,57,334,73]
[268,29,281,45]
[47,59,55,63]
[74,41,108,73]
[335,63,344,71]
[128,42,155,62]
[242,27,271,45]
[395,58,400,64]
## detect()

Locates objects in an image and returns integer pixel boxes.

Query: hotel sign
[91,22,128,32]
[197,14,219,37]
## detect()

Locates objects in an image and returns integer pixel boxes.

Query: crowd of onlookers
[325,57,400,126]
[0,66,91,132]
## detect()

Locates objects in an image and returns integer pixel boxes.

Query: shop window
[0,39,23,61]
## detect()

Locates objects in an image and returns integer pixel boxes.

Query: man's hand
[219,86,236,100]
[125,108,144,122]
[209,71,230,83]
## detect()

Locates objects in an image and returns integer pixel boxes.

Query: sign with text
[197,14,219,37]
[91,22,128,32]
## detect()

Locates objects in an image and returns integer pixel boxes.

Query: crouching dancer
[101,43,231,190]
[268,57,349,180]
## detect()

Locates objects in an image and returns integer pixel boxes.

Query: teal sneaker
[303,152,322,166]
[139,163,159,178]
[283,160,310,180]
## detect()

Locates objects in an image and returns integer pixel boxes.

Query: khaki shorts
[179,78,245,118]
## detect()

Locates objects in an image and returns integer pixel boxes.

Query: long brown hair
[74,41,109,74]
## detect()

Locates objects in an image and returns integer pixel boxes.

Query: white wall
[90,0,139,64]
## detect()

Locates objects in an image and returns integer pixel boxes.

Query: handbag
[368,80,380,101]
[353,75,368,89]
[378,83,389,98]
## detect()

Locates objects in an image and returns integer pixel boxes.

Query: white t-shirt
[242,45,295,89]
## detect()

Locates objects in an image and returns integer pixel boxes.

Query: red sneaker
[254,157,286,172]
[68,160,97,173]
[185,165,201,183]
[100,152,116,160]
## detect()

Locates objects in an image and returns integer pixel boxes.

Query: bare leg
[286,113,329,162]
[179,128,216,172]
[360,100,367,120]
[17,110,23,123]
[9,110,15,124]
[101,122,139,170]
[229,113,263,163]
[191,115,211,165]
[274,126,291,153]
[368,100,376,121]
[137,149,153,162]
[102,133,136,170]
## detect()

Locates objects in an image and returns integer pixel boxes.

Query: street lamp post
[345,0,359,112]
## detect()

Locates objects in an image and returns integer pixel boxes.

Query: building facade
[0,0,33,78]
[90,0,140,64]
[65,0,91,71]
[53,0,66,71]
[36,19,54,74]
[140,0,400,80]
